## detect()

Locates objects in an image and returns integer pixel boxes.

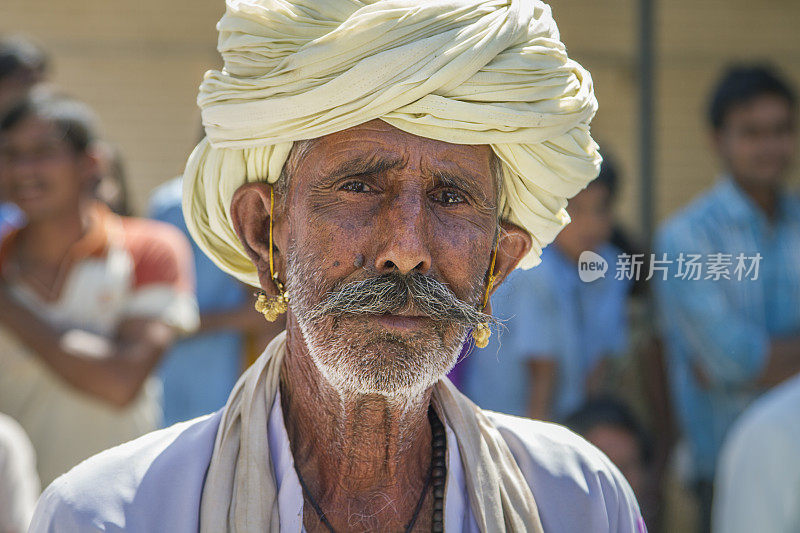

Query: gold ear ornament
[472,243,498,349]
[254,185,290,322]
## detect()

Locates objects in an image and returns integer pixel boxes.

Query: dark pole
[639,0,655,257]
[639,0,656,324]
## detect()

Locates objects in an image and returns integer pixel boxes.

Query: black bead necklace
[295,407,447,533]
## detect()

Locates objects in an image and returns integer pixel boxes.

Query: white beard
[286,247,470,397]
[295,314,465,397]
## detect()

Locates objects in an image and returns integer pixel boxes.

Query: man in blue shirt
[655,65,800,532]
[464,159,631,422]
[150,177,282,426]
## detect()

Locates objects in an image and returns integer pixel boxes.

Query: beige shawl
[199,332,544,532]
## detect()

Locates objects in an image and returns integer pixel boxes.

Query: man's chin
[304,327,461,396]
[740,167,788,189]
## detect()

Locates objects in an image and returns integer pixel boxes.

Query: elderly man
[32,1,644,531]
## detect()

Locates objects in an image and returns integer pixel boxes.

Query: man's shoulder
[486,411,645,532]
[487,410,629,485]
[726,373,800,448]
[148,177,188,228]
[117,216,194,292]
[713,375,800,533]
[30,411,222,533]
[657,182,731,245]
[0,413,33,455]
[748,372,800,419]
[148,177,183,212]
[119,215,191,254]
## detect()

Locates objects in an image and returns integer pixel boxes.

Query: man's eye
[339,180,372,193]
[432,189,465,205]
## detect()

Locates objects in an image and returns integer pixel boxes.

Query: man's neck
[280,317,434,531]
[731,175,781,220]
[17,206,89,265]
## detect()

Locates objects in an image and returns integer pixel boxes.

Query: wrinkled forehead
[284,120,497,194]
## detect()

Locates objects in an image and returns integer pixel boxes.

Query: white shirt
[713,373,800,533]
[31,402,645,532]
[0,413,40,533]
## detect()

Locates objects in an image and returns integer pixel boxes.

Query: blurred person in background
[93,141,131,217]
[0,35,49,241]
[149,175,284,426]
[566,396,656,529]
[0,35,47,115]
[712,372,800,533]
[0,412,40,533]
[463,157,631,421]
[0,92,199,486]
[655,64,800,532]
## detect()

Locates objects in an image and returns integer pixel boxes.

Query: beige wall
[555,0,800,231]
[2,0,224,214]
[3,0,800,232]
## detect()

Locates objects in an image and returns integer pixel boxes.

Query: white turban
[183,0,601,287]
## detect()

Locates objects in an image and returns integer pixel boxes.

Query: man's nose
[373,192,432,275]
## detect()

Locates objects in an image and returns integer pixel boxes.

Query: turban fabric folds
[183,0,601,287]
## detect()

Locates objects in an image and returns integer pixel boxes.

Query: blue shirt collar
[716,176,795,228]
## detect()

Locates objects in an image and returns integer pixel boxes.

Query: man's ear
[487,221,533,296]
[230,182,286,294]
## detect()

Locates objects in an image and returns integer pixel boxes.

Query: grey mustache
[307,272,497,328]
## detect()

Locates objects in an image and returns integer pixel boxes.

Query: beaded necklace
[296,408,447,532]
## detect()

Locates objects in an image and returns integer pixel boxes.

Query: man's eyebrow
[325,154,404,179]
[322,154,494,203]
[430,168,494,205]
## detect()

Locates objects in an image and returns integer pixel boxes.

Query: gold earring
[472,243,498,348]
[254,185,290,322]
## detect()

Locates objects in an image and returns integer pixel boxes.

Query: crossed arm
[655,228,800,390]
[0,286,177,408]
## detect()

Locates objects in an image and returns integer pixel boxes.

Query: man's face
[714,94,797,189]
[282,120,499,395]
[555,183,612,262]
[0,115,90,222]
